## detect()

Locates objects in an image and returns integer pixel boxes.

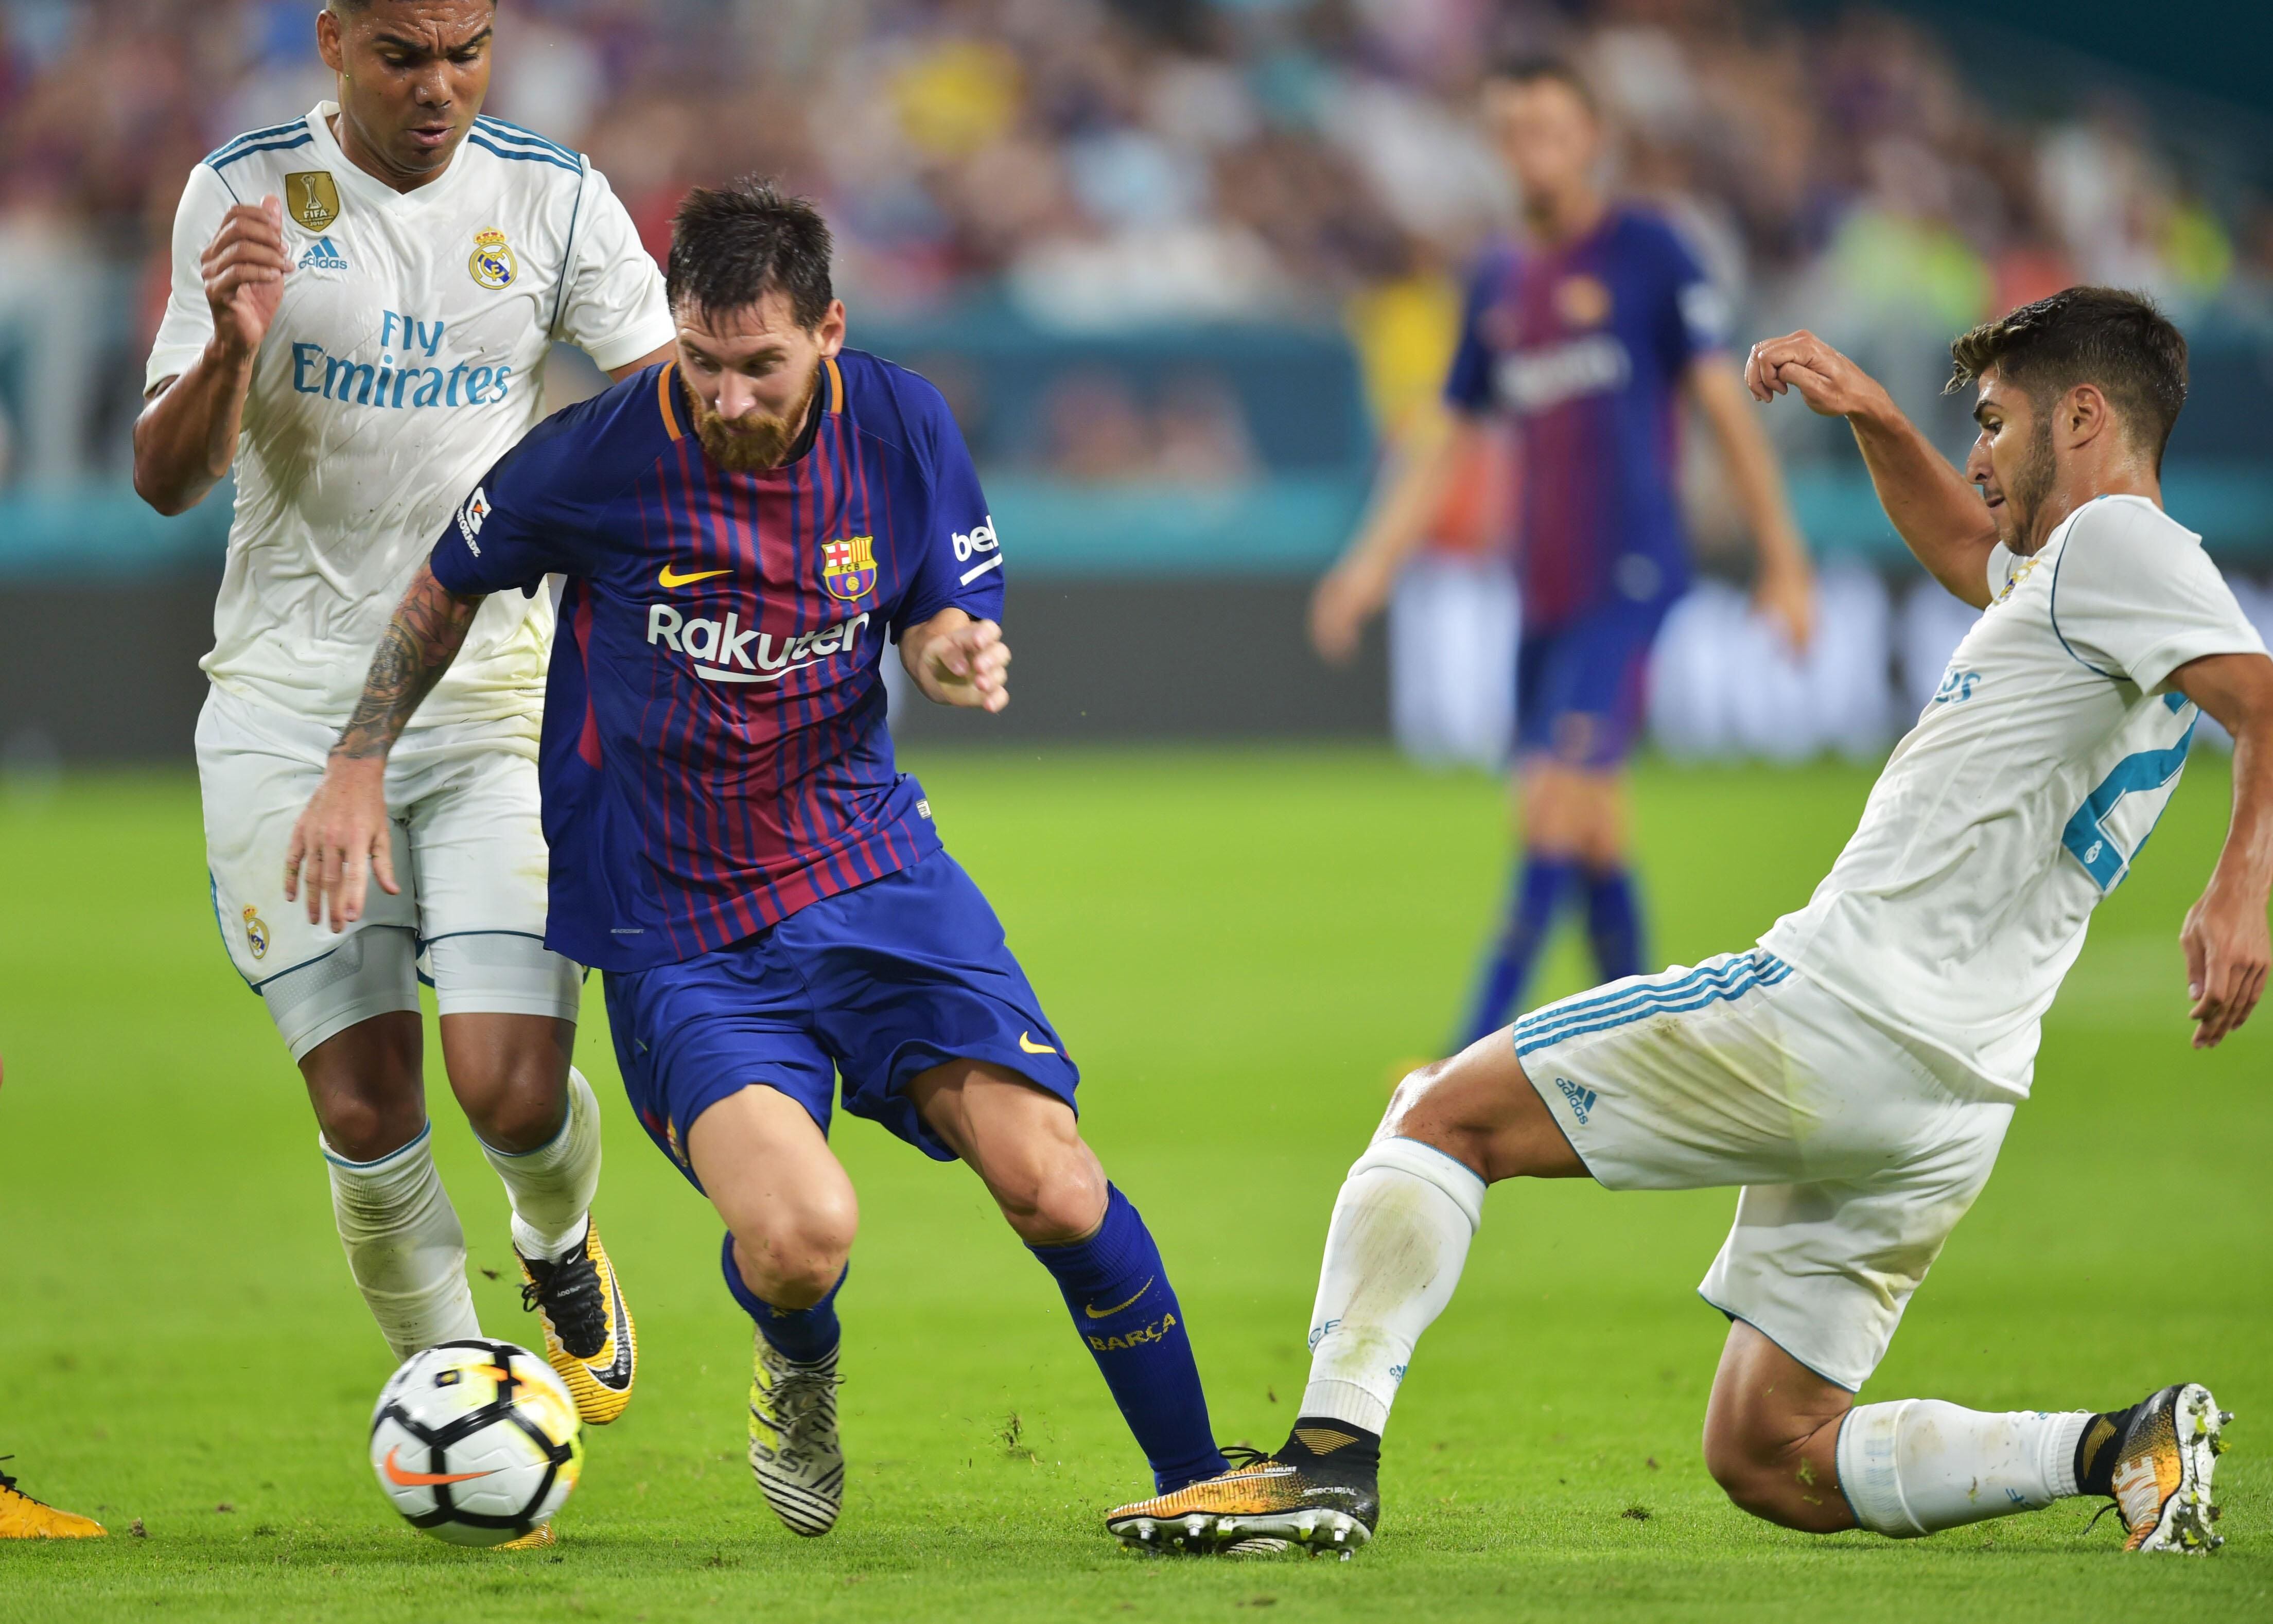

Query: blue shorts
[1515,593,1678,769]
[602,849,1078,1189]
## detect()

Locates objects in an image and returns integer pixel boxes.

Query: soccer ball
[369,1339,584,1546]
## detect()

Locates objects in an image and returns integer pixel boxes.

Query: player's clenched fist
[203,194,291,358]
[1744,330,1892,420]
[904,608,1012,712]
[284,756,400,932]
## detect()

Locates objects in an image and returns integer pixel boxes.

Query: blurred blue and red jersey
[427,350,1005,972]
[1444,206,1724,630]
[1442,206,1726,765]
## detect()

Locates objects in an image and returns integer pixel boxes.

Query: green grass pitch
[1,747,2266,1623]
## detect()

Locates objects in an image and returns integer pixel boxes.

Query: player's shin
[481,1066,602,1262]
[722,1235,846,1364]
[1583,866,1643,983]
[1297,1137,1484,1444]
[1835,1400,2090,1536]
[1030,1185,1227,1492]
[322,1126,482,1359]
[1460,856,1577,1046]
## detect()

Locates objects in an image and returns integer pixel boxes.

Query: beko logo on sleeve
[952,514,1002,585]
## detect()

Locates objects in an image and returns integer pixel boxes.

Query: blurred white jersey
[1761,496,2267,1098]
[147,102,673,732]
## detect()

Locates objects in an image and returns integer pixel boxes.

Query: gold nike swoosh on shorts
[1085,1277,1156,1319]
[658,564,733,588]
[1018,1031,1057,1055]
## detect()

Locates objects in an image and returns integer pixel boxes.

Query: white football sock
[481,1066,601,1263]
[323,1125,482,1361]
[1837,1400,2092,1536]
[1298,1136,1487,1435]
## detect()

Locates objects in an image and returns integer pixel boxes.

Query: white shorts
[196,685,581,1058]
[1514,949,2015,1391]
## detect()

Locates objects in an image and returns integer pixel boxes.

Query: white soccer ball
[369,1339,584,1546]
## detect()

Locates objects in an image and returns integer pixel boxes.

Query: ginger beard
[686,363,819,472]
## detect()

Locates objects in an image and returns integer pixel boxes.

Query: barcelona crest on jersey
[822,535,877,602]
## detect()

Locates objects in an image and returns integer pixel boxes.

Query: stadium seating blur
[3,0,2270,763]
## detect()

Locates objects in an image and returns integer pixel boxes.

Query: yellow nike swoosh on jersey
[1085,1277,1156,1319]
[658,564,733,588]
[1018,1031,1057,1055]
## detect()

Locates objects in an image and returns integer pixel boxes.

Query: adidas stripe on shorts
[1513,949,2014,1391]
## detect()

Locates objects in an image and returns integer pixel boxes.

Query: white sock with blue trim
[1298,1136,1487,1436]
[1836,1400,2091,1536]
[481,1067,602,1263]
[323,1126,482,1361]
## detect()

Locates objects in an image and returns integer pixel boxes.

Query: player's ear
[2062,383,2110,450]
[316,5,345,75]
[813,300,848,360]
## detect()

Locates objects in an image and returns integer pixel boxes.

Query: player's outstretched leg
[471,1057,636,1426]
[689,1084,854,1538]
[0,1463,104,1539]
[912,1062,1229,1498]
[1104,1033,1582,1555]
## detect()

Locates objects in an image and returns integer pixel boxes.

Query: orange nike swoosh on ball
[381,1445,497,1487]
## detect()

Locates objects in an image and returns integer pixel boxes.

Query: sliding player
[1312,57,1815,1046]
[134,0,673,1433]
[1108,288,2263,1556]
[289,180,1230,1536]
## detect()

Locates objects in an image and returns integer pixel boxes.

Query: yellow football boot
[1106,1434,1378,1558]
[517,1220,637,1425]
[494,1524,556,1550]
[0,1462,105,1539]
[2106,1383,2228,1553]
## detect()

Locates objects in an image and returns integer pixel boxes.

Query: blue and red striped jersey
[1443,207,1723,631]
[428,349,1006,971]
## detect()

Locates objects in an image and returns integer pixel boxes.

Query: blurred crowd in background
[2,0,2269,492]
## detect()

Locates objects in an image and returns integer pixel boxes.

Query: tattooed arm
[285,564,486,930]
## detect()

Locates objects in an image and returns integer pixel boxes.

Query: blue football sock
[1584,866,1643,984]
[1029,1185,1226,1493]
[720,1231,844,1365]
[1458,854,1579,1048]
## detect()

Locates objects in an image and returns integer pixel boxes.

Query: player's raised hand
[202,195,290,359]
[284,757,399,932]
[905,609,1012,712]
[1745,331,1889,419]
[2180,882,2270,1050]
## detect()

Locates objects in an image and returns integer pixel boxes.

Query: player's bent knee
[729,1203,855,1308]
[994,1145,1109,1246]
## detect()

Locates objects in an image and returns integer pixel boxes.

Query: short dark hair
[1947,287,2189,467]
[667,178,835,331]
[1485,54,1598,116]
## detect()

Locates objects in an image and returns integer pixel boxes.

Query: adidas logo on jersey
[1555,1076,1597,1125]
[297,236,349,272]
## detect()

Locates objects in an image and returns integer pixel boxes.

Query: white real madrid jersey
[1761,495,2267,1099]
[147,102,674,731]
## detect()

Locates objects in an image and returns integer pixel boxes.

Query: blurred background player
[132,0,674,1424]
[289,181,1231,1539]
[1310,56,1817,1048]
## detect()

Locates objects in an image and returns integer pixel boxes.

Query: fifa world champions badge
[469,227,517,291]
[284,171,340,232]
[821,536,878,603]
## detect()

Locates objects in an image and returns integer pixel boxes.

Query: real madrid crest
[284,171,341,232]
[469,227,517,291]
[242,905,270,960]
